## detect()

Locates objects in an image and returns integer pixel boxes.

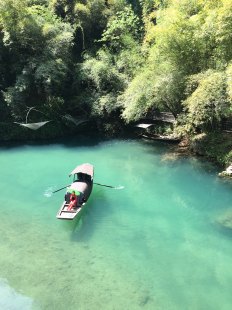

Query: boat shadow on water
[63,189,110,242]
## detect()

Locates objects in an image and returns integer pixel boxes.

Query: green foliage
[183,70,232,133]
[91,93,120,118]
[51,0,110,52]
[82,50,127,92]
[122,59,186,122]
[100,5,141,50]
[80,2,144,119]
[227,63,232,100]
[35,59,68,95]
[191,132,232,165]
[120,69,151,122]
[122,0,232,127]
[1,0,232,149]
[0,0,74,120]
[80,50,127,117]
[3,73,31,120]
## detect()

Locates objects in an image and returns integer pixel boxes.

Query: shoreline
[1,121,231,173]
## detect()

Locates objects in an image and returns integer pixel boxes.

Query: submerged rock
[216,209,232,229]
[161,153,180,162]
[139,294,151,306]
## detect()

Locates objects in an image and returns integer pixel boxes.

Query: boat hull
[56,202,87,220]
[56,163,94,220]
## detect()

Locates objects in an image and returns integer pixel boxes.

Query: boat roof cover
[69,163,94,177]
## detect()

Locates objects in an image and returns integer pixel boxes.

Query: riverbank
[0,118,128,142]
[160,132,232,171]
[1,120,232,170]
[188,132,232,167]
[135,123,232,169]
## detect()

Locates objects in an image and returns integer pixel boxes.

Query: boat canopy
[68,181,88,194]
[69,163,94,177]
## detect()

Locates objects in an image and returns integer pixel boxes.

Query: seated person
[67,191,78,210]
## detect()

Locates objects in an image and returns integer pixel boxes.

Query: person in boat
[67,191,78,210]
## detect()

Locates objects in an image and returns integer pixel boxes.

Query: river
[0,137,232,309]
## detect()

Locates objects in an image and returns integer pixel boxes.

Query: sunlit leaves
[82,50,127,92]
[80,3,143,119]
[183,70,232,132]
[122,62,185,122]
[0,0,74,119]
[122,0,232,129]
[121,69,152,122]
[100,5,141,50]
[1,0,232,132]
[226,63,232,101]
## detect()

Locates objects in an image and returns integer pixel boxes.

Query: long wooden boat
[56,163,94,220]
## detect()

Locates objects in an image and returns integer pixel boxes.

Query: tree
[100,5,141,52]
[80,49,127,117]
[121,61,185,122]
[79,3,144,119]
[0,0,74,120]
[182,70,232,133]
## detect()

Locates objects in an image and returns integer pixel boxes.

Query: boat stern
[56,202,82,220]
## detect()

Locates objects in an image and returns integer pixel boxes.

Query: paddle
[52,184,71,193]
[94,182,119,189]
[52,182,123,193]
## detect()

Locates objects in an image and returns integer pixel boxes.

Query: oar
[94,182,117,189]
[53,182,123,193]
[52,184,71,193]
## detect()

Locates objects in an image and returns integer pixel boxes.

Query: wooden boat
[56,163,94,220]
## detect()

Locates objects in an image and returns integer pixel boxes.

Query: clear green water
[1,138,232,310]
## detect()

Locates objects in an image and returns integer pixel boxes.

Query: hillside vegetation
[0,0,232,163]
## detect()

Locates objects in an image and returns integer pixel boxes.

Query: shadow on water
[0,134,120,150]
[214,223,232,241]
[142,139,222,176]
[0,131,139,151]
[60,135,109,149]
[67,189,111,243]
[218,177,232,191]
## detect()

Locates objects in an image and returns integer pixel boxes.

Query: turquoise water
[1,138,232,309]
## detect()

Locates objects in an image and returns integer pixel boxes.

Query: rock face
[226,165,232,174]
